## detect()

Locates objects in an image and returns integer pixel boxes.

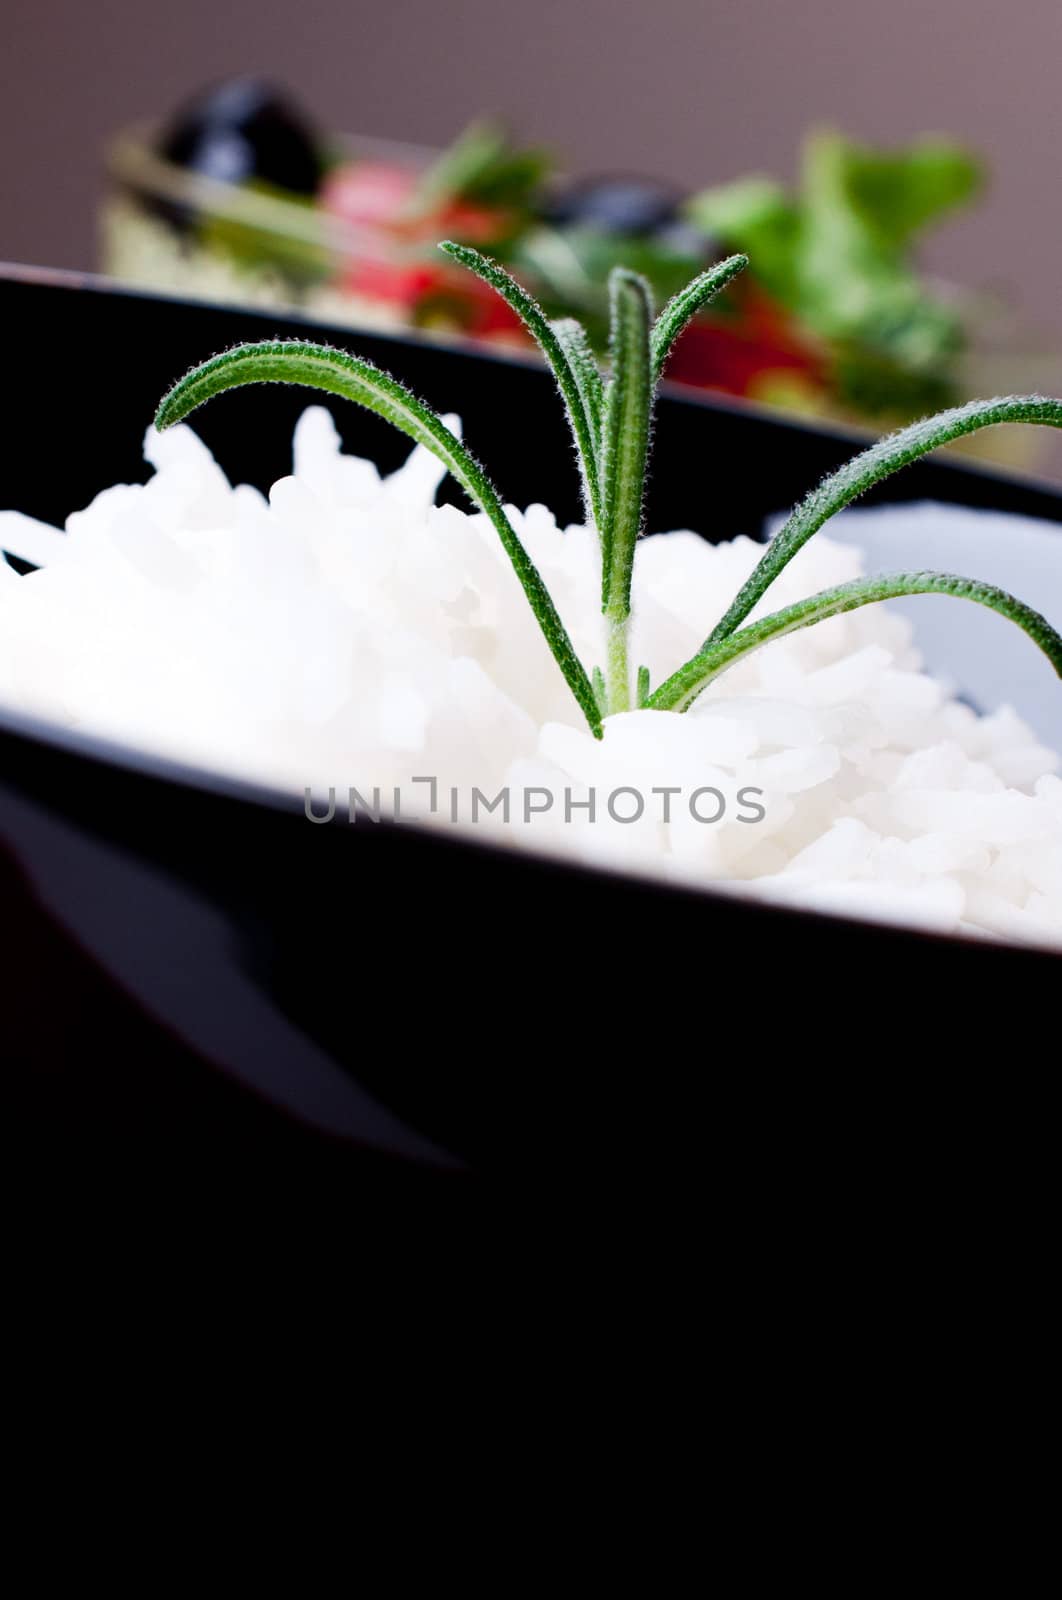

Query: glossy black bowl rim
[6,257,1062,497]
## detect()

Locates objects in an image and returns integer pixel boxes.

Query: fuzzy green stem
[600,270,653,713]
[155,338,602,736]
[438,241,605,528]
[591,665,608,718]
[651,254,749,381]
[650,570,1062,712]
[605,618,631,713]
[636,665,651,709]
[704,395,1062,648]
[551,317,605,496]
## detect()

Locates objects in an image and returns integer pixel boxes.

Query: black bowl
[3,267,1060,1219]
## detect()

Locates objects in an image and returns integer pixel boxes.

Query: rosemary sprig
[636,665,652,709]
[701,395,1062,649]
[650,571,1062,712]
[155,247,1062,744]
[650,254,749,380]
[155,340,601,736]
[550,317,605,484]
[600,269,653,712]
[438,241,605,528]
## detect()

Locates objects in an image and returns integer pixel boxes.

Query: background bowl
[3,267,1060,1215]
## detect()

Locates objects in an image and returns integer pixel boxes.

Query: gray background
[2,0,1060,334]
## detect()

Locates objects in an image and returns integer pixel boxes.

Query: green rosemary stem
[600,269,653,714]
[650,254,748,380]
[636,665,651,708]
[438,242,605,528]
[550,316,606,507]
[604,618,631,714]
[155,339,602,735]
[704,395,1062,648]
[650,570,1062,712]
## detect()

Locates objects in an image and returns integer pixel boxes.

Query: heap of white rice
[1,406,1060,950]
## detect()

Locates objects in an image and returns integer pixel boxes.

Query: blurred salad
[111,79,990,428]
[686,130,983,418]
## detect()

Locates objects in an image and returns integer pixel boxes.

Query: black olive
[149,78,324,231]
[542,175,686,237]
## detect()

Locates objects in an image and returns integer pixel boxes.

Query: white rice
[1,405,1060,951]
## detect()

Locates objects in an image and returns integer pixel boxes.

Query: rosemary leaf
[438,241,604,527]
[650,253,748,380]
[636,665,651,708]
[600,269,653,712]
[600,271,653,609]
[650,569,1062,712]
[704,395,1062,648]
[155,339,602,736]
[551,316,605,477]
